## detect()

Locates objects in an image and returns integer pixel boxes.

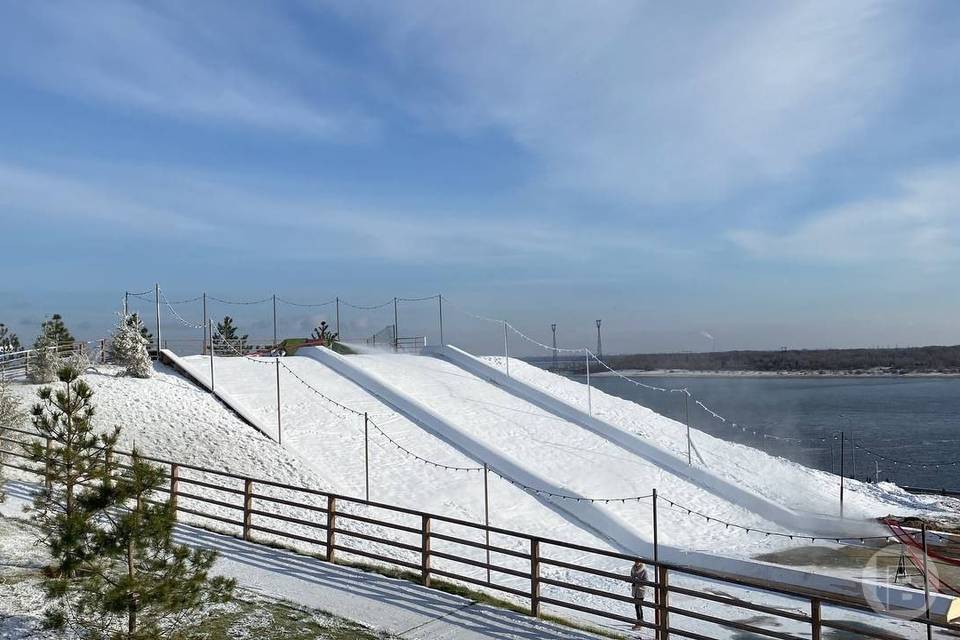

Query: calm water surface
[583,374,960,490]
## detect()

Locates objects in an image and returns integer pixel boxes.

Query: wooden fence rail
[0,424,950,640]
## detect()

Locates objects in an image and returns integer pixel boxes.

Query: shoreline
[588,369,960,379]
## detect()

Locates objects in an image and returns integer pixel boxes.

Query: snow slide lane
[302,347,949,615]
[429,345,867,538]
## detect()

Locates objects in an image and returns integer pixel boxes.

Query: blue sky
[1,1,959,355]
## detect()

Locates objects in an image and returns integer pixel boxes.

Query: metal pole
[652,488,659,564]
[272,294,277,347]
[154,283,162,357]
[438,295,444,346]
[840,430,845,518]
[585,351,592,415]
[551,324,557,371]
[922,522,932,640]
[393,297,399,352]
[652,488,661,640]
[483,463,491,583]
[685,391,692,466]
[208,319,215,393]
[275,357,282,445]
[202,293,208,355]
[123,292,128,316]
[364,413,370,502]
[336,297,341,338]
[503,321,510,377]
[596,319,602,359]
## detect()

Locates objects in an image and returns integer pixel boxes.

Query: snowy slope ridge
[428,345,867,538]
[298,346,948,612]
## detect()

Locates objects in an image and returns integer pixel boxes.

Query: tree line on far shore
[544,345,960,374]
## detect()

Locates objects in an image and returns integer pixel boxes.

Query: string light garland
[276,296,337,308]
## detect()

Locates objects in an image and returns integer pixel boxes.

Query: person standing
[631,560,648,629]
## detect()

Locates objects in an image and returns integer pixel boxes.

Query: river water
[584,374,960,490]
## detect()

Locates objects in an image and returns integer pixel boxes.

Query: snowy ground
[2,355,955,638]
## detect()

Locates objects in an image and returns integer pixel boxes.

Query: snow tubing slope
[299,346,959,620]
[428,345,867,539]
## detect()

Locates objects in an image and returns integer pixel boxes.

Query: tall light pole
[551,324,557,371]
[595,319,602,359]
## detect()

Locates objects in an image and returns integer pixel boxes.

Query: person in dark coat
[631,560,648,628]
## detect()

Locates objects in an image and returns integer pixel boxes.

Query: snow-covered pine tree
[127,312,153,343]
[0,378,23,502]
[25,364,119,577]
[34,314,75,349]
[49,450,235,638]
[110,313,153,378]
[212,315,248,356]
[30,334,60,384]
[0,322,21,353]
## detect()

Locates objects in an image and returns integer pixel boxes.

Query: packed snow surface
[2,354,953,638]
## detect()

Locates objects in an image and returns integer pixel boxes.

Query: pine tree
[49,451,234,638]
[0,379,23,502]
[25,364,119,577]
[35,314,75,349]
[310,321,339,346]
[127,313,153,343]
[30,333,60,384]
[0,323,21,353]
[111,314,153,378]
[212,316,248,356]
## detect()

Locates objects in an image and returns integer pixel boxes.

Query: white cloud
[337,0,909,203]
[727,163,960,267]
[0,2,374,139]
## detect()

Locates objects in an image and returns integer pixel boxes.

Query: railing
[0,424,950,639]
[0,343,86,381]
[396,337,426,353]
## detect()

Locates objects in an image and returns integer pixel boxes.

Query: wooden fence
[0,424,950,640]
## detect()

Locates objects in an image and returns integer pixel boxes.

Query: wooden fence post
[658,566,670,640]
[810,598,821,640]
[169,464,179,518]
[326,496,337,563]
[421,515,431,587]
[243,479,253,541]
[530,538,541,618]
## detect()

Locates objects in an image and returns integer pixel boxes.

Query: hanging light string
[127,292,154,302]
[160,290,205,330]
[208,295,273,305]
[855,442,960,469]
[493,472,656,503]
[276,296,337,308]
[127,288,153,297]
[163,294,204,305]
[397,294,441,302]
[659,497,894,543]
[339,298,395,310]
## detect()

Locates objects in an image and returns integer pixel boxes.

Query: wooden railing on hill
[0,424,950,639]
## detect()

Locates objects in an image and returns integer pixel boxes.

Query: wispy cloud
[0,2,375,139]
[727,163,960,268]
[337,0,908,204]
[0,159,665,267]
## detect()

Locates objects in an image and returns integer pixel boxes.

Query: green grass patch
[190,594,389,640]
